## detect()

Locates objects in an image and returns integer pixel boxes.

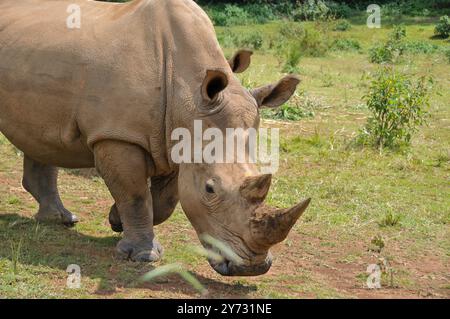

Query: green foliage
[331,38,361,52]
[243,3,277,23]
[403,41,441,54]
[445,48,450,63]
[379,211,402,227]
[239,32,264,50]
[299,28,329,57]
[278,22,305,39]
[369,25,407,64]
[10,238,23,275]
[358,68,431,149]
[217,30,263,50]
[282,43,302,73]
[327,2,353,18]
[292,0,331,22]
[208,4,250,27]
[434,15,450,38]
[333,19,351,31]
[261,91,317,121]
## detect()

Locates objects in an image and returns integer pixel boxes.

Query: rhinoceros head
[176,50,311,276]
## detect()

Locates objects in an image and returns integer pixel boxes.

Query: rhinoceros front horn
[250,198,311,249]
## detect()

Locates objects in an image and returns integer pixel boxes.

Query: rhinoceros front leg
[22,155,79,227]
[94,140,162,262]
[108,171,179,232]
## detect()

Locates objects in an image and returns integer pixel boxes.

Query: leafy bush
[434,15,450,38]
[207,4,250,26]
[331,38,361,52]
[292,0,331,21]
[282,43,302,74]
[403,41,440,54]
[278,22,305,39]
[445,48,450,63]
[369,25,407,64]
[261,91,319,121]
[244,3,277,24]
[297,28,330,57]
[217,31,263,50]
[358,68,431,149]
[327,2,353,18]
[217,30,240,48]
[333,19,351,31]
[276,23,329,60]
[239,32,264,50]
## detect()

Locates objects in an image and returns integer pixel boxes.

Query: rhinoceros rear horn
[240,174,272,203]
[251,198,311,249]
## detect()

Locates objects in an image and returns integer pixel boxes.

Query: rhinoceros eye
[205,180,215,194]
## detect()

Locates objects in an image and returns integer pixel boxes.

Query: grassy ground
[0,16,449,298]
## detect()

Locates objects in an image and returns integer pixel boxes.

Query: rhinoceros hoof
[115,238,163,262]
[35,206,79,228]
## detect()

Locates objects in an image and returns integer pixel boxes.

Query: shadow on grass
[0,213,257,298]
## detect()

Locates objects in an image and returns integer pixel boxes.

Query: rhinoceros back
[0,0,160,168]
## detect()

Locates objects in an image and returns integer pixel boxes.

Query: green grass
[0,14,449,298]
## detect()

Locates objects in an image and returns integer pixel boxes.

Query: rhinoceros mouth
[208,252,273,276]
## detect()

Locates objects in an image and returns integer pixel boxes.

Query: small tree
[359,68,431,150]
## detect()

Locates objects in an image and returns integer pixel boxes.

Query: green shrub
[403,41,440,54]
[434,15,450,38]
[217,31,263,50]
[244,3,276,24]
[297,28,330,57]
[275,24,329,60]
[445,48,450,63]
[282,43,302,74]
[369,25,407,64]
[358,68,431,150]
[379,212,402,227]
[278,22,305,39]
[217,30,239,48]
[261,103,313,121]
[261,91,322,121]
[239,32,264,50]
[327,2,353,18]
[331,38,361,52]
[333,19,351,31]
[208,4,250,27]
[292,0,331,21]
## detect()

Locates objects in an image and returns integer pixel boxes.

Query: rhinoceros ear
[228,49,253,73]
[251,75,300,108]
[201,69,229,102]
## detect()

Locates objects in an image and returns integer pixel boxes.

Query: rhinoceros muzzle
[209,252,273,276]
[206,197,311,276]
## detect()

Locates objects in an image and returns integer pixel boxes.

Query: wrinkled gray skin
[0,0,311,276]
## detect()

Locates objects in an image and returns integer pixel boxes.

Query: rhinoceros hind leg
[94,140,162,263]
[22,155,79,227]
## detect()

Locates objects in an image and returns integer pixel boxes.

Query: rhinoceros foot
[35,205,79,228]
[115,237,163,262]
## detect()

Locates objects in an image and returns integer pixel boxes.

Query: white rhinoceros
[0,0,310,276]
